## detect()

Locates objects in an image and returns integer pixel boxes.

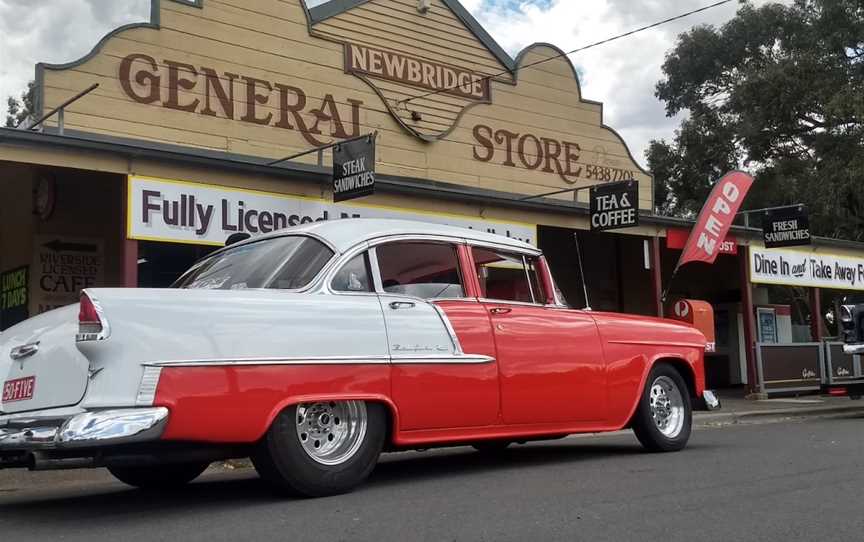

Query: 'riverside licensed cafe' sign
[127,176,536,246]
[750,247,864,290]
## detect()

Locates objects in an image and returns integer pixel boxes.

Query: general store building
[1,0,863,396]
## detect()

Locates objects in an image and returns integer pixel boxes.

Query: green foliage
[649,0,863,240]
[5,80,36,128]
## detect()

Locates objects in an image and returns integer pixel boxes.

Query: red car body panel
[154,314,706,446]
[153,245,708,447]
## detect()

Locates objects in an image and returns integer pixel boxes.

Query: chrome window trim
[477,297,547,308]
[369,237,469,300]
[327,248,377,296]
[473,247,546,307]
[368,246,384,292]
[522,255,538,304]
[344,234,541,259]
[323,242,375,297]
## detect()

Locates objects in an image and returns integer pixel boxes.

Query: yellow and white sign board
[750,247,864,290]
[127,176,536,247]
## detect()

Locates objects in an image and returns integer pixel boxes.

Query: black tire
[632,364,692,452]
[108,462,210,489]
[472,440,511,453]
[252,401,386,498]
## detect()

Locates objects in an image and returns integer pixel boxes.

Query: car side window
[332,252,373,293]
[375,242,465,299]
[473,247,544,304]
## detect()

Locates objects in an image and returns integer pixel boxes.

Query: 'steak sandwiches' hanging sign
[763,206,811,248]
[589,181,639,232]
[333,136,376,203]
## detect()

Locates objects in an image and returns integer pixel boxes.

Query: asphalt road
[2,415,863,542]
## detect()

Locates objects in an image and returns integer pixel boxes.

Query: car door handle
[389,301,416,310]
[10,342,39,361]
[490,307,512,315]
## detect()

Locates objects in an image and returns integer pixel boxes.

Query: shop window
[375,242,465,299]
[474,248,546,304]
[332,252,373,293]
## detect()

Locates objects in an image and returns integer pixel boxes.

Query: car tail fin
[77,291,110,342]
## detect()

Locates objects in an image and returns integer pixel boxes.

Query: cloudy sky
[0,0,781,166]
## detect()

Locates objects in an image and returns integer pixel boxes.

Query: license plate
[2,376,36,403]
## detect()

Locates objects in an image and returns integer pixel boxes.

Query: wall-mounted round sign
[674,300,691,319]
[34,174,56,220]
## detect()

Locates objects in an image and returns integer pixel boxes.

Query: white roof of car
[244,218,538,254]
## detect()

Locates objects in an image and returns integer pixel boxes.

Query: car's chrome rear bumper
[0,407,168,451]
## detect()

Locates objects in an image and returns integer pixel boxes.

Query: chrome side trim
[391,354,495,364]
[146,355,392,367]
[136,366,163,406]
[431,303,464,354]
[145,354,495,367]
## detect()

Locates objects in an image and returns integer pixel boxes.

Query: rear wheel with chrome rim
[253,400,386,497]
[632,364,692,452]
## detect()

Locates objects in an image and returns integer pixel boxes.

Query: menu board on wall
[1,266,29,330]
[31,236,104,315]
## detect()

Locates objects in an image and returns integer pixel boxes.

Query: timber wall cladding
[39,0,653,209]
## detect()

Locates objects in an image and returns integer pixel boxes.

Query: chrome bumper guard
[0,407,168,451]
[843,343,864,355]
[699,390,721,411]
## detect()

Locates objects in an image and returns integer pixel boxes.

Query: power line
[397,0,733,108]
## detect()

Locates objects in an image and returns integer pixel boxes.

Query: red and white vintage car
[0,219,718,496]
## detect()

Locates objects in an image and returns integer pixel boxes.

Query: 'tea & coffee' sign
[333,136,376,203]
[589,181,639,232]
[763,206,811,248]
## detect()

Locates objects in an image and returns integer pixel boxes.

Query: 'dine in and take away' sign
[589,181,639,232]
[333,136,376,203]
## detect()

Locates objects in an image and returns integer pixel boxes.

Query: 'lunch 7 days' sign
[1,266,28,330]
[750,248,864,290]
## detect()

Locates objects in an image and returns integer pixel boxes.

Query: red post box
[668,299,716,352]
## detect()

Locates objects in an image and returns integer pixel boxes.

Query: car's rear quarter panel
[589,312,706,428]
[154,365,394,442]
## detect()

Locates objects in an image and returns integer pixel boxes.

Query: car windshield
[175,236,334,290]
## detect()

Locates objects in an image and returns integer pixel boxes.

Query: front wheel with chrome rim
[632,364,692,452]
[252,400,386,497]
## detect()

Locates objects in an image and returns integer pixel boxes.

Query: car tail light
[77,292,109,341]
[828,387,848,397]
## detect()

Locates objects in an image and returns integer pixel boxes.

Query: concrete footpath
[695,388,864,427]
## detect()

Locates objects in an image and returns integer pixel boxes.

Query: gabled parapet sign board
[37,0,653,209]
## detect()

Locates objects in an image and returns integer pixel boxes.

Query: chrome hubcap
[649,376,685,438]
[296,401,367,465]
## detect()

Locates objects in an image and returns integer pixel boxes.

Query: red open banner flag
[675,171,754,271]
